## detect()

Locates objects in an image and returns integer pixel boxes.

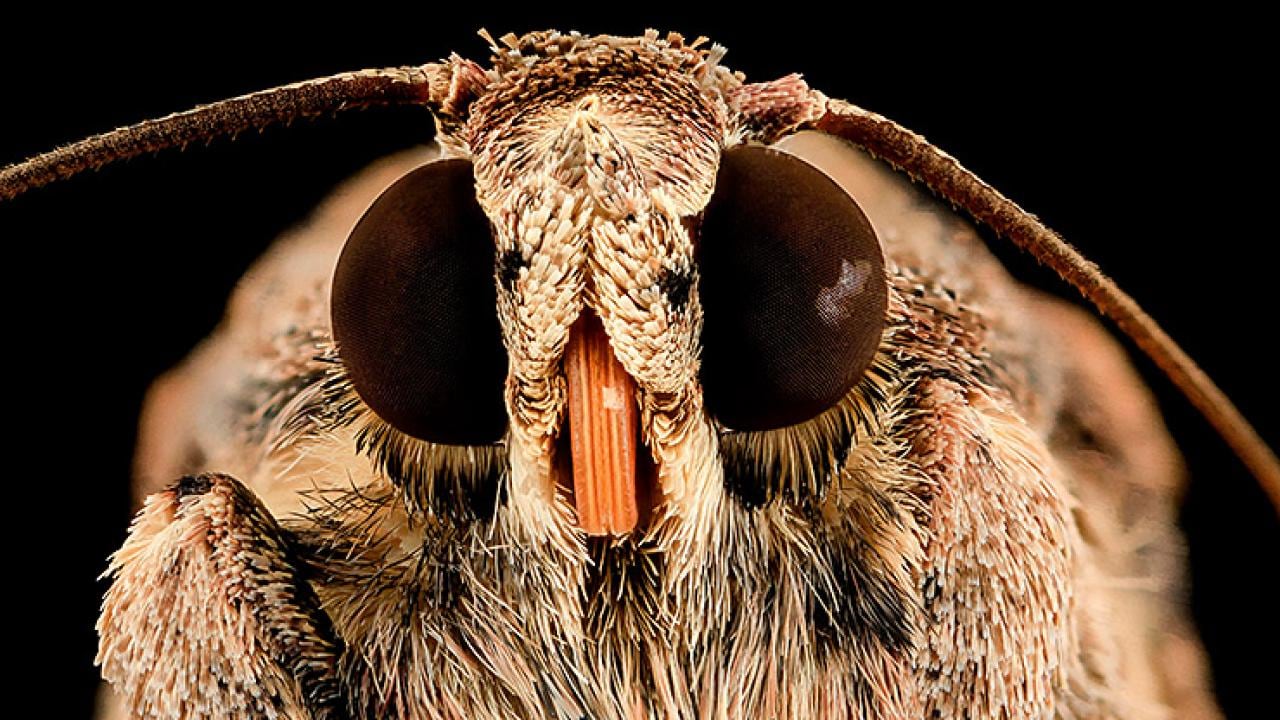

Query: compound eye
[696,145,888,431]
[331,159,508,445]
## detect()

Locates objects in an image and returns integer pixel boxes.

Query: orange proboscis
[564,311,641,535]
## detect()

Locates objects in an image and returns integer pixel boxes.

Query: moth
[4,29,1276,720]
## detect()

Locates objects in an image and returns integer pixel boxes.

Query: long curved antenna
[0,67,432,201]
[814,98,1280,514]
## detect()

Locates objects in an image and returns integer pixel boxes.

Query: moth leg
[97,472,344,720]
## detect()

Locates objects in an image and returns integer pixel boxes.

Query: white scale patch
[815,258,872,327]
[601,386,627,412]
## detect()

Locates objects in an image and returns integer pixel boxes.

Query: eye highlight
[696,145,888,433]
[330,159,508,446]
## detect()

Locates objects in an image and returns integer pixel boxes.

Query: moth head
[7,29,1269,530]
[328,36,890,533]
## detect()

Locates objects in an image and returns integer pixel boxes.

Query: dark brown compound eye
[696,145,887,431]
[331,159,508,445]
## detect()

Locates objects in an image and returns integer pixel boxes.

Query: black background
[3,8,1275,718]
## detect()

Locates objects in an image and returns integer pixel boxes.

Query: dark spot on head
[921,570,943,613]
[921,366,972,387]
[681,215,701,245]
[497,247,526,291]
[809,526,915,658]
[582,535,666,642]
[433,460,507,522]
[374,440,508,523]
[720,447,770,509]
[716,408,855,510]
[658,267,693,312]
[175,474,214,498]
